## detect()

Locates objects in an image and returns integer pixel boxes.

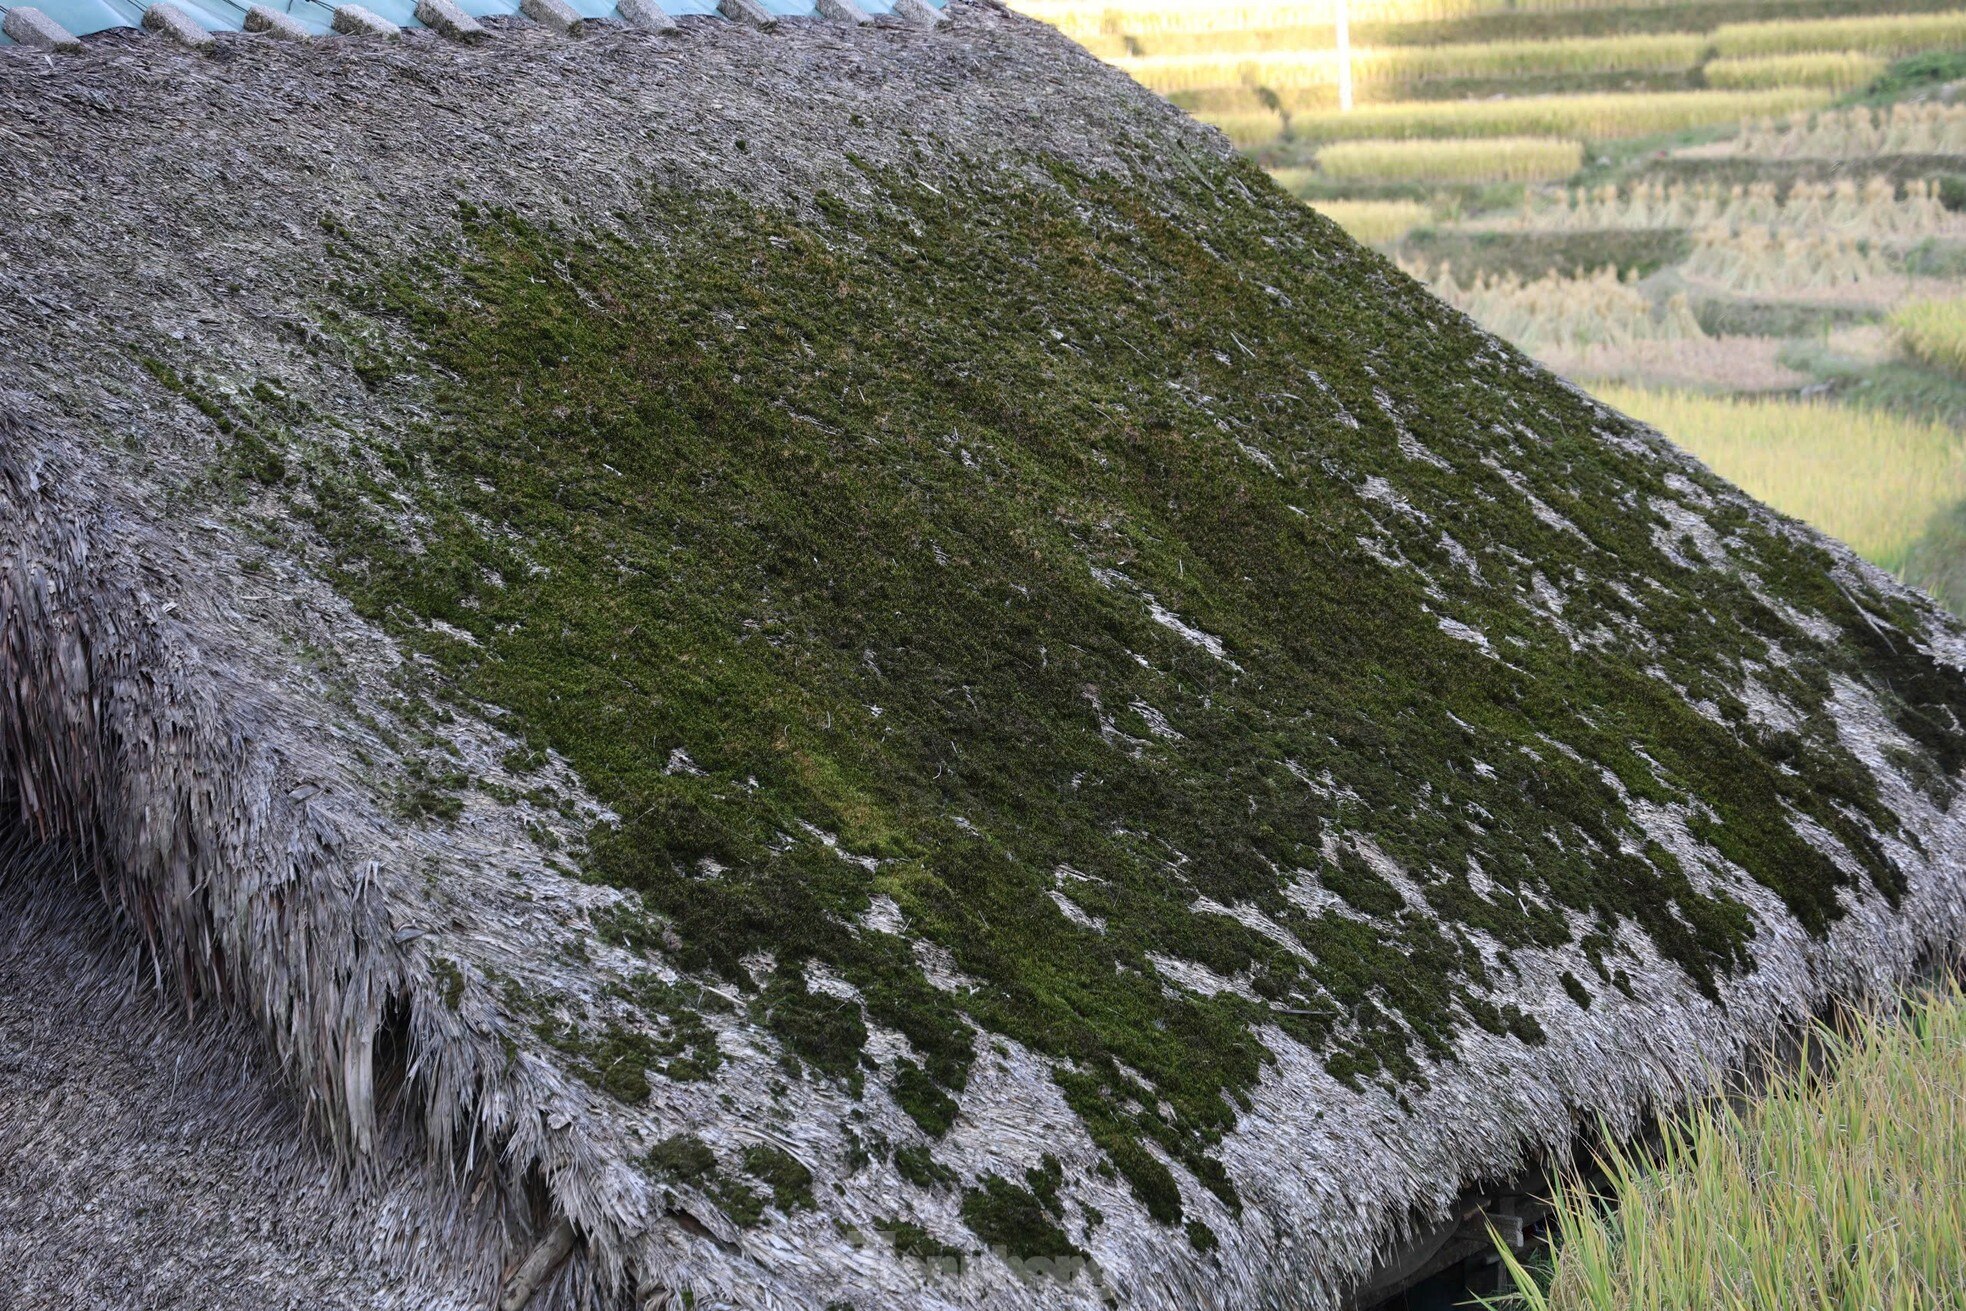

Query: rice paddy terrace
[5,3,1966,1310]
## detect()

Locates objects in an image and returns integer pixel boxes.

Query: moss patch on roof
[213,154,1966,1232]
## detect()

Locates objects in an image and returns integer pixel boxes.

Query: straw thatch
[2,6,1964,1310]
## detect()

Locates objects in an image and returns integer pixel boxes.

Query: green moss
[292,153,1956,1216]
[1559,971,1593,1009]
[1323,847,1403,917]
[892,1059,958,1137]
[603,974,725,1082]
[135,353,290,485]
[644,1133,717,1184]
[1185,1220,1219,1253]
[432,957,465,1011]
[518,972,722,1097]
[753,967,868,1093]
[715,1180,766,1229]
[1025,1153,1065,1214]
[743,1145,816,1213]
[960,1174,1085,1266]
[394,761,468,823]
[641,1135,771,1228]
[894,1144,956,1189]
[878,1220,966,1271]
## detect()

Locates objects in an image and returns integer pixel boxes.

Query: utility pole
[1336,0,1354,113]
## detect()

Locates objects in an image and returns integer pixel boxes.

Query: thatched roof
[3,6,1964,1309]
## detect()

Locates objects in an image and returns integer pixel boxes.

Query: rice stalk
[1487,177,1963,241]
[1116,33,1703,96]
[1490,985,1966,1310]
[1702,51,1888,92]
[1713,10,1966,60]
[1197,108,1286,148]
[1013,0,1858,43]
[1316,136,1583,183]
[1891,296,1966,378]
[1304,197,1433,244]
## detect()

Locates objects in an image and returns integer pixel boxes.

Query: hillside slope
[4,7,1966,1309]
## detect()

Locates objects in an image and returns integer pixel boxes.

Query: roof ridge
[0,0,944,51]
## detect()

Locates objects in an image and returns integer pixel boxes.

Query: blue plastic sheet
[329,0,421,26]
[252,0,336,32]
[171,0,248,29]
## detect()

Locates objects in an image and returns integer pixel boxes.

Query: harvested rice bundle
[1728,103,1966,158]
[1682,225,1893,295]
[1416,262,1706,355]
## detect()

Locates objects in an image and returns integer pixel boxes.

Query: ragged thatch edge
[0,839,520,1311]
[0,410,664,1307]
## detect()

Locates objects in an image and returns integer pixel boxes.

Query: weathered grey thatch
[3,6,1965,1310]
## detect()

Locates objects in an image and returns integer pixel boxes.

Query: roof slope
[4,7,1966,1310]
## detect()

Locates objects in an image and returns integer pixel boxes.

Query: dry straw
[1598,387,1965,570]
[1317,136,1583,183]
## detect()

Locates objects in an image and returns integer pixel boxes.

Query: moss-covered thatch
[3,7,1965,1310]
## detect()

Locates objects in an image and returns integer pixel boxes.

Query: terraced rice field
[1712,11,1966,58]
[1301,196,1434,242]
[1312,137,1585,182]
[1280,87,1833,142]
